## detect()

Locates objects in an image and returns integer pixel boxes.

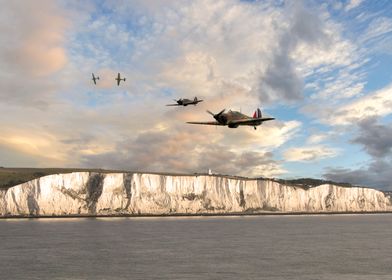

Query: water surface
[0,214,391,279]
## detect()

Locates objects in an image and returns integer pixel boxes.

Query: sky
[1,0,392,190]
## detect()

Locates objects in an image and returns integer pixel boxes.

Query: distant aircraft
[92,73,99,85]
[115,73,126,86]
[187,108,274,130]
[166,97,203,106]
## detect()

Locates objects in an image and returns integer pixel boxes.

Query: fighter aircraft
[92,73,99,85]
[187,108,274,130]
[166,97,203,106]
[115,73,126,86]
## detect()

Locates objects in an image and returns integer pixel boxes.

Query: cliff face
[1,172,391,217]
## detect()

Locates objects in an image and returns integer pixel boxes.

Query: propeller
[207,109,226,124]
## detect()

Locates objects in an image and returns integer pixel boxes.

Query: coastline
[2,172,391,217]
[2,211,392,220]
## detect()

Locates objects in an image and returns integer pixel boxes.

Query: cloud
[283,146,339,162]
[80,125,286,177]
[307,133,330,144]
[345,0,363,11]
[288,3,362,103]
[0,130,69,165]
[360,17,392,43]
[323,117,392,190]
[218,120,302,150]
[330,84,392,125]
[68,99,299,177]
[255,1,331,103]
[324,159,392,190]
[0,0,69,108]
[92,0,354,106]
[302,84,392,189]
[352,117,392,158]
[65,0,359,111]
[0,1,68,76]
[312,72,366,100]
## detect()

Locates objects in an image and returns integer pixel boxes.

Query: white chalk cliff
[1,172,391,217]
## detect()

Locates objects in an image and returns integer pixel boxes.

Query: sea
[0,214,391,280]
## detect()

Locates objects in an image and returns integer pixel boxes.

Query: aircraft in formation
[91,73,126,86]
[92,73,99,85]
[90,74,275,129]
[187,108,274,130]
[115,73,126,86]
[166,97,203,106]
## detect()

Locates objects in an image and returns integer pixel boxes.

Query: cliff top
[0,167,253,189]
[272,178,359,190]
[0,167,118,189]
[0,167,374,192]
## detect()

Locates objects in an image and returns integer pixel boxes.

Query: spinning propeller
[174,98,183,105]
[207,109,226,124]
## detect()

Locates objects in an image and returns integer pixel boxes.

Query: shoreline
[1,211,392,219]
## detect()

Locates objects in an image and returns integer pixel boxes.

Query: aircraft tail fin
[253,108,262,118]
[194,97,198,101]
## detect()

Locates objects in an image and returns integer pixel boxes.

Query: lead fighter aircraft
[187,108,274,130]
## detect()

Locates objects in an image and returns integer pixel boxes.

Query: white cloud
[359,16,392,48]
[307,133,328,144]
[329,84,392,125]
[292,6,365,103]
[227,120,302,150]
[0,1,69,108]
[87,0,358,105]
[0,128,70,165]
[345,0,363,11]
[283,146,339,162]
[313,78,365,100]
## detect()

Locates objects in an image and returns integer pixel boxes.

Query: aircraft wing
[187,121,225,126]
[116,79,120,86]
[166,104,181,106]
[230,117,275,126]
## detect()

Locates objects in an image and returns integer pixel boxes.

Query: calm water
[0,214,391,280]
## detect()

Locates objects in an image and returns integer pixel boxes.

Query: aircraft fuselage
[187,108,274,130]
